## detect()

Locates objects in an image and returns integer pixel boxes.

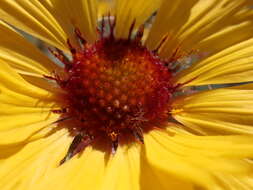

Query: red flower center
[48,20,177,164]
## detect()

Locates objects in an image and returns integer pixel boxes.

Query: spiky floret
[49,18,176,164]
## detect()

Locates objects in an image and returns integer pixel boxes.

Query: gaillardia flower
[1,0,253,189]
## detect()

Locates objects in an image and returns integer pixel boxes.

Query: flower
[0,0,253,189]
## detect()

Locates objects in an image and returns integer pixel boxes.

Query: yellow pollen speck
[171,108,184,114]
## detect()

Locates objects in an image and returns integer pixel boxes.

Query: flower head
[1,0,253,190]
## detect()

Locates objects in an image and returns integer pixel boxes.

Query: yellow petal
[144,128,253,189]
[0,129,71,190]
[174,38,253,86]
[34,147,105,190]
[172,84,253,135]
[215,172,253,190]
[114,0,162,39]
[0,113,59,145]
[0,61,54,99]
[34,143,141,190]
[197,19,253,57]
[101,144,140,190]
[0,61,60,143]
[146,0,197,51]
[173,0,253,57]
[0,21,58,77]
[147,0,253,59]
[140,143,194,190]
[40,0,98,45]
[0,84,54,107]
[98,0,115,18]
[0,0,68,51]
